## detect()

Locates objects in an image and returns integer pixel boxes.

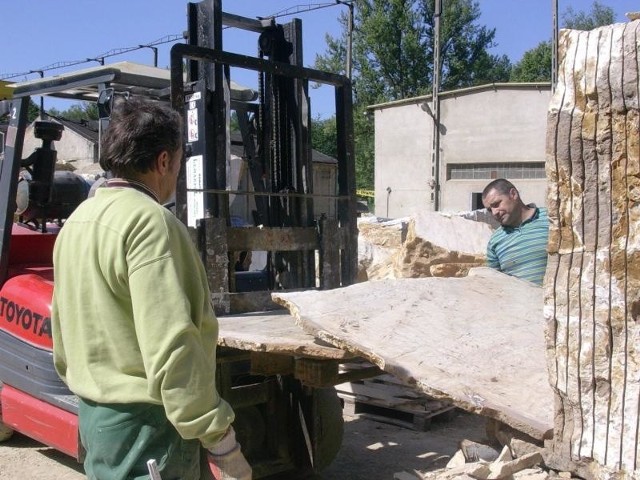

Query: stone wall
[545,21,640,479]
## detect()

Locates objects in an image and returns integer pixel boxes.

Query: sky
[1,0,638,117]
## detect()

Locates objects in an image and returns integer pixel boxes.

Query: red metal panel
[8,224,57,266]
[0,274,53,350]
[1,385,80,459]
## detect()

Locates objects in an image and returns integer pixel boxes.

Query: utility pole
[336,0,354,80]
[431,0,442,211]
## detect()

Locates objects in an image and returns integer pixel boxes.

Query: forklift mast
[174,0,357,315]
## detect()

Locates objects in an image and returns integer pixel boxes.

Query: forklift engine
[16,121,89,229]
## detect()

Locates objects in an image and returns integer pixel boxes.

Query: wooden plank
[203,217,230,315]
[339,392,456,432]
[319,218,341,289]
[273,267,554,441]
[226,226,318,251]
[335,382,422,407]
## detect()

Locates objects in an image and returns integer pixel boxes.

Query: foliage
[27,100,41,122]
[510,1,615,82]
[311,116,338,159]
[0,99,40,124]
[562,1,615,30]
[510,41,552,82]
[315,0,510,191]
[48,102,99,122]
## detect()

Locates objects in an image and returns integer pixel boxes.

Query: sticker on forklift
[187,109,198,142]
[185,155,204,228]
[185,92,201,103]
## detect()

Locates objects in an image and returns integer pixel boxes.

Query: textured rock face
[357,212,493,280]
[545,21,640,479]
[357,216,408,281]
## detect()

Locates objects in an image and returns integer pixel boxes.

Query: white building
[369,83,551,218]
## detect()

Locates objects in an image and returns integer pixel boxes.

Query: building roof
[9,61,257,103]
[49,116,99,143]
[367,82,551,111]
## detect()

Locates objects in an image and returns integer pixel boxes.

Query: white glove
[207,427,252,480]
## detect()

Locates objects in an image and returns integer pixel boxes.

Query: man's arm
[129,255,235,449]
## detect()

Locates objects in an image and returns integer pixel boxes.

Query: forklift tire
[309,387,344,472]
[232,406,266,460]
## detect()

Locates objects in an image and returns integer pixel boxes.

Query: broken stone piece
[496,445,513,463]
[494,421,543,458]
[487,451,544,479]
[445,461,491,479]
[446,449,467,469]
[460,439,501,462]
[513,468,548,479]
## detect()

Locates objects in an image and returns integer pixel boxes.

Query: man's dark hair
[99,97,183,178]
[482,178,516,198]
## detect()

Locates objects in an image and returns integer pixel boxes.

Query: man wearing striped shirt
[482,179,549,286]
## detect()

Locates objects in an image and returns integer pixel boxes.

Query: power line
[0,34,183,81]
[258,1,351,20]
[0,1,351,81]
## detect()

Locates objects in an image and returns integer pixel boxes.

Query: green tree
[510,41,552,82]
[510,1,615,82]
[315,0,510,190]
[48,102,99,122]
[311,116,337,159]
[563,1,615,30]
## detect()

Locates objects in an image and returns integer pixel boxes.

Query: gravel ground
[0,409,487,480]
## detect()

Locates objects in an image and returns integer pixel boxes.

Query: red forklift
[0,1,362,477]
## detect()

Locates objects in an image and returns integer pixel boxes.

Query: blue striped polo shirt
[486,207,549,285]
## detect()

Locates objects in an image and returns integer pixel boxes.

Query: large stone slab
[273,267,553,440]
[217,311,351,360]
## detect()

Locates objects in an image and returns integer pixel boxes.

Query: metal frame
[0,62,180,287]
[170,42,358,302]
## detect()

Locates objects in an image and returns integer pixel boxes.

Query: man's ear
[509,187,518,200]
[154,150,171,175]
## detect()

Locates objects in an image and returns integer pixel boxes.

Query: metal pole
[336,1,354,80]
[431,0,442,211]
[346,2,354,80]
[552,0,558,92]
[29,70,44,115]
[140,45,159,67]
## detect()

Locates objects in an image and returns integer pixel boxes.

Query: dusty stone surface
[274,268,553,441]
[545,20,640,478]
[357,216,408,281]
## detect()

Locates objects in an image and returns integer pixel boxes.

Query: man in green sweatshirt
[51,97,251,480]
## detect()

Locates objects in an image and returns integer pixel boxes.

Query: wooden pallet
[335,362,456,431]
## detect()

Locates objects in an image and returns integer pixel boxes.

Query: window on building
[447,162,545,180]
[471,192,484,210]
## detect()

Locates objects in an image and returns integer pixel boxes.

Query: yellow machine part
[0,80,14,100]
